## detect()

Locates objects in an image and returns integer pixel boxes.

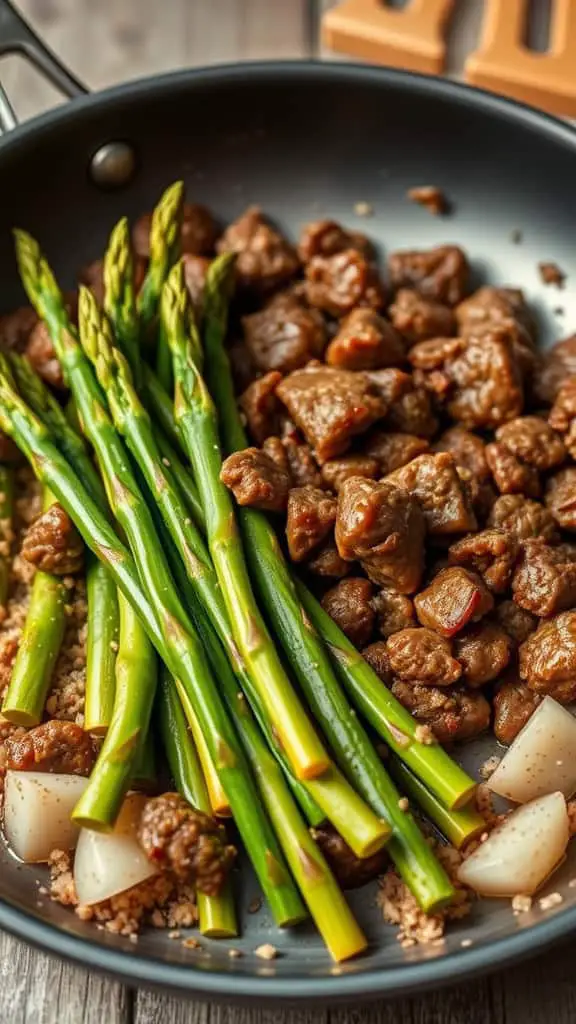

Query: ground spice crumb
[182,937,201,949]
[228,948,242,959]
[398,797,409,812]
[248,896,262,914]
[539,261,565,287]
[512,895,532,914]
[414,724,435,746]
[353,201,373,217]
[480,832,489,843]
[479,755,501,779]
[461,938,473,948]
[255,943,278,961]
[168,930,181,940]
[407,185,448,215]
[38,885,48,896]
[539,892,563,911]
[129,934,138,944]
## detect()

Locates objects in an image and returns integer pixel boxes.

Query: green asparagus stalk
[103,217,142,388]
[177,680,232,818]
[156,430,205,532]
[164,264,330,782]
[137,181,184,388]
[73,592,157,829]
[131,728,157,790]
[387,758,486,850]
[159,670,238,937]
[2,487,67,726]
[0,464,14,612]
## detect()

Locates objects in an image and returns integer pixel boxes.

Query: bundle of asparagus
[0,182,483,963]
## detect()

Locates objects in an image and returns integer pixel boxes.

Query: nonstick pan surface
[0,54,576,1004]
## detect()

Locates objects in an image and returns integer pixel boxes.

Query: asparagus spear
[177,680,232,818]
[103,217,141,388]
[387,758,486,850]
[0,464,14,613]
[7,249,306,926]
[2,487,67,726]
[158,669,238,938]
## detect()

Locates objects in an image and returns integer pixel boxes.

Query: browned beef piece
[281,435,325,488]
[242,292,326,374]
[298,220,371,263]
[433,426,490,482]
[276,364,387,463]
[361,641,393,682]
[216,206,299,293]
[138,793,236,895]
[364,431,429,475]
[305,249,385,317]
[363,368,437,439]
[545,467,576,533]
[335,477,425,592]
[410,329,524,430]
[220,448,290,511]
[307,540,351,578]
[458,474,497,525]
[485,442,541,498]
[488,494,560,543]
[388,245,469,306]
[415,568,494,637]
[549,377,576,459]
[448,529,518,594]
[495,600,538,646]
[454,622,512,687]
[261,436,290,474]
[535,334,576,403]
[228,338,256,394]
[519,611,576,702]
[388,288,456,346]
[391,681,490,744]
[456,286,533,336]
[495,415,565,471]
[512,540,576,617]
[286,486,337,562]
[5,721,95,776]
[182,254,211,312]
[239,371,283,445]
[321,577,375,648]
[134,202,218,259]
[26,322,65,390]
[385,452,477,536]
[0,306,38,352]
[320,454,379,492]
[493,678,541,745]
[21,503,83,575]
[387,627,461,686]
[373,588,415,638]
[312,823,387,889]
[326,308,405,371]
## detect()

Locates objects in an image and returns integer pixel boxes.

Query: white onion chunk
[74,793,157,906]
[490,696,576,803]
[4,771,87,863]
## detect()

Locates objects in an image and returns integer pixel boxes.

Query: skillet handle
[0,0,86,133]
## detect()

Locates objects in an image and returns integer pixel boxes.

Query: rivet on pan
[89,142,136,188]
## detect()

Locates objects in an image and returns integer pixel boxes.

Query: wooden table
[1,1,576,1020]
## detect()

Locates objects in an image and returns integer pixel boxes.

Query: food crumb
[182,937,201,949]
[554,306,565,316]
[510,229,523,244]
[168,930,181,940]
[569,878,576,888]
[539,261,565,287]
[109,640,119,652]
[228,947,242,959]
[398,797,409,812]
[512,894,532,914]
[414,724,435,746]
[129,934,138,944]
[162,457,170,467]
[479,755,501,780]
[539,892,563,911]
[353,201,373,217]
[248,896,262,914]
[461,938,473,948]
[255,943,278,961]
[407,185,448,216]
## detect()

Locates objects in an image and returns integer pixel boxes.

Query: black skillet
[0,0,576,1005]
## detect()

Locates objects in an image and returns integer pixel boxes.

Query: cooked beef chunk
[312,823,387,889]
[298,220,370,263]
[261,435,290,474]
[305,249,385,317]
[414,567,494,637]
[545,467,576,533]
[519,611,576,702]
[228,338,256,393]
[458,474,497,525]
[281,434,325,488]
[220,448,290,511]
[307,540,351,578]
[495,600,538,647]
[391,681,490,743]
[0,306,37,352]
[286,486,337,562]
[134,202,218,259]
[488,494,560,543]
[26,322,65,390]
[361,641,393,683]
[534,334,576,403]
[5,721,95,776]
[485,442,541,498]
[242,292,326,374]
[321,577,375,647]
[335,477,425,592]
[549,377,576,459]
[454,622,512,687]
[512,540,576,617]
[216,206,299,293]
[493,678,541,745]
[21,503,84,575]
[373,588,415,638]
[320,454,379,492]
[387,628,461,686]
[388,245,469,306]
[448,529,518,594]
[239,371,283,445]
[456,286,533,336]
[385,452,477,536]
[326,308,405,370]
[388,288,456,346]
[379,374,439,438]
[364,431,429,475]
[494,415,565,470]
[138,793,236,894]
[410,329,523,429]
[276,364,387,463]
[182,253,211,311]
[433,426,490,482]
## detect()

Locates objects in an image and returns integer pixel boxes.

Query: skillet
[0,0,576,1004]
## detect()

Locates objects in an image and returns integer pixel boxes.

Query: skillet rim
[1,58,576,1002]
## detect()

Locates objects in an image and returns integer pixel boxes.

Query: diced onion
[458,792,569,897]
[4,771,88,863]
[490,696,576,803]
[74,793,157,906]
